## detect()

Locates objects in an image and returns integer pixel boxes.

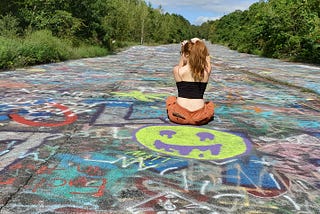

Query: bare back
[173,56,211,111]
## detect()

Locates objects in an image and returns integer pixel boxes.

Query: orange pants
[166,96,214,125]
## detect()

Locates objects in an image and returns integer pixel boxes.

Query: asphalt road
[0,43,319,213]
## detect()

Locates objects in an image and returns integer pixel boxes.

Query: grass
[0,30,109,70]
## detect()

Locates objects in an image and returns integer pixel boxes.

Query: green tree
[0,14,20,37]
[206,0,320,64]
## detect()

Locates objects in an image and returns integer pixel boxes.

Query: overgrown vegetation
[0,0,194,70]
[0,30,108,69]
[198,0,320,64]
[1,0,319,70]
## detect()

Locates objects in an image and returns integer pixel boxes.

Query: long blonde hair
[181,40,209,82]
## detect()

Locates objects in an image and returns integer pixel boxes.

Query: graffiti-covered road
[0,44,319,213]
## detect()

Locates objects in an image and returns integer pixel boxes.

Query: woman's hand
[190,38,201,43]
[181,40,188,46]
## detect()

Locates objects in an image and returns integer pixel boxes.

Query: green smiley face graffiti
[133,125,251,160]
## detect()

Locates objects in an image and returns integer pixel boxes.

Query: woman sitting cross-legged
[166,38,214,125]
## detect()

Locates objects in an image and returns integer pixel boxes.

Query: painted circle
[134,125,251,160]
[9,103,77,127]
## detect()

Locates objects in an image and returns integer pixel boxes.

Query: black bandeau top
[176,81,208,99]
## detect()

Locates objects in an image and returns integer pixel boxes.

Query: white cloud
[147,0,256,13]
[147,0,258,25]
[194,16,219,25]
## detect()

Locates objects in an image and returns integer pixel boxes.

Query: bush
[19,30,72,64]
[0,14,20,38]
[0,30,109,70]
[0,36,21,69]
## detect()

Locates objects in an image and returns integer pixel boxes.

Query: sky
[147,0,260,25]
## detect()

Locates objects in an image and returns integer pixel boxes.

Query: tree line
[198,0,320,64]
[1,0,319,69]
[0,0,195,46]
[0,0,194,69]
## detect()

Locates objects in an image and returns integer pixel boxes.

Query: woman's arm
[206,55,212,74]
[173,66,181,82]
[178,55,186,67]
